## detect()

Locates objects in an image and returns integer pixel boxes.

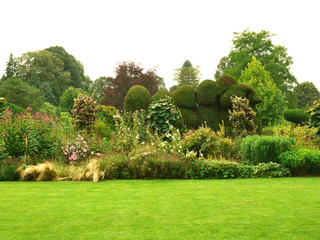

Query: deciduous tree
[294,81,320,109]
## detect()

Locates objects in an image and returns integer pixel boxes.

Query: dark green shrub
[197,106,231,133]
[146,97,183,134]
[172,85,196,109]
[59,87,88,114]
[279,148,320,176]
[308,99,320,136]
[187,159,239,179]
[216,74,237,87]
[196,80,219,106]
[284,109,308,125]
[124,85,150,112]
[219,85,246,109]
[151,90,171,102]
[240,135,295,165]
[237,83,262,105]
[0,160,20,181]
[72,93,99,131]
[39,102,58,117]
[238,162,290,178]
[7,103,26,116]
[179,108,198,129]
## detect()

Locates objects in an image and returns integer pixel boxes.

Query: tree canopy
[239,57,286,126]
[100,61,160,110]
[215,29,297,95]
[173,60,201,88]
[294,81,320,109]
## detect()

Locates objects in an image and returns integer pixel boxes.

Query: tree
[101,61,160,110]
[59,86,88,114]
[91,76,110,102]
[294,81,320,109]
[45,46,88,89]
[173,60,201,87]
[16,49,71,104]
[29,68,40,88]
[39,81,56,106]
[1,53,18,81]
[239,57,286,126]
[215,29,297,95]
[0,78,43,111]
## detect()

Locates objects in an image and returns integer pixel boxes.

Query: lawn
[0,178,319,240]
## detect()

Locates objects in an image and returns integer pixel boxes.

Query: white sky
[0,0,320,90]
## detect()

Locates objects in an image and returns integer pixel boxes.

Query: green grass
[0,178,319,240]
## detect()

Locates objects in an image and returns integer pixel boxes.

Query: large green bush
[279,148,320,176]
[283,109,308,125]
[172,85,196,109]
[240,135,295,165]
[98,105,119,127]
[308,99,320,136]
[196,80,219,106]
[124,85,150,112]
[151,89,171,103]
[219,85,247,109]
[59,87,88,114]
[179,108,198,129]
[197,105,229,132]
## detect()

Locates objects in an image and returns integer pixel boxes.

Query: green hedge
[284,109,308,125]
[240,135,295,165]
[196,80,219,106]
[124,85,150,112]
[279,148,320,176]
[172,85,196,109]
[151,90,171,102]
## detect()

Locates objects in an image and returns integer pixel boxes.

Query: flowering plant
[62,135,90,164]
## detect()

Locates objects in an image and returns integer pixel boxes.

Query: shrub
[98,105,119,128]
[284,109,308,125]
[308,99,320,136]
[151,89,171,102]
[238,162,290,178]
[240,135,295,165]
[61,135,91,165]
[187,158,239,179]
[39,102,58,118]
[172,85,196,109]
[219,85,246,109]
[93,120,112,139]
[146,97,183,134]
[216,74,237,87]
[0,97,7,116]
[229,96,257,138]
[59,87,88,114]
[71,93,99,131]
[179,108,198,129]
[196,80,219,106]
[279,148,320,176]
[7,103,26,116]
[123,85,150,112]
[0,158,20,181]
[182,125,239,160]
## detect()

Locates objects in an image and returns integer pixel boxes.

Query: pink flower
[26,107,32,111]
[136,135,139,140]
[143,152,148,156]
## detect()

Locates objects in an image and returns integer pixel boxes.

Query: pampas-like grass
[19,162,57,181]
[69,159,105,182]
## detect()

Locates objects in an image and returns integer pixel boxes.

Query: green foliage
[0,98,7,116]
[196,80,219,106]
[39,81,56,106]
[308,99,320,136]
[182,125,239,160]
[2,53,18,80]
[151,89,171,102]
[219,85,246,109]
[97,105,119,127]
[123,85,150,112]
[61,135,91,165]
[169,85,179,93]
[216,74,237,87]
[239,162,290,178]
[215,29,297,94]
[93,120,112,139]
[240,135,295,165]
[172,85,196,109]
[39,102,58,118]
[71,94,99,131]
[197,105,229,132]
[0,109,61,162]
[7,103,26,116]
[59,87,88,114]
[146,97,183,134]
[279,148,320,176]
[179,108,198,129]
[0,78,44,112]
[294,81,320,109]
[0,159,20,181]
[239,57,286,126]
[283,109,308,125]
[173,60,201,87]
[229,96,257,138]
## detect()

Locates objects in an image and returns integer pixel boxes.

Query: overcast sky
[0,0,319,90]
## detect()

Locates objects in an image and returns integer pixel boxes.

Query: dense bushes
[284,109,308,125]
[240,135,295,165]
[196,80,219,105]
[172,85,196,109]
[124,85,150,112]
[279,148,320,176]
[151,89,171,103]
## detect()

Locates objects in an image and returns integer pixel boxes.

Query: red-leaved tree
[101,61,160,110]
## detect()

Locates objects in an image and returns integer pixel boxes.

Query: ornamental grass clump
[69,159,105,182]
[19,162,57,181]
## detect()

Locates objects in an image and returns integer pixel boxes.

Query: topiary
[151,89,171,102]
[196,80,219,106]
[216,74,237,95]
[72,93,99,131]
[124,85,150,112]
[171,85,196,109]
[179,108,198,129]
[284,109,309,125]
[197,105,221,131]
[219,85,246,109]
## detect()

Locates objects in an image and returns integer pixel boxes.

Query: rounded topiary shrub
[124,85,150,112]
[197,105,221,131]
[217,74,237,87]
[151,89,171,103]
[237,83,262,106]
[172,85,196,109]
[284,109,309,125]
[196,80,219,106]
[219,85,246,109]
[179,108,198,129]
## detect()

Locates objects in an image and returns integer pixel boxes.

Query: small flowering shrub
[0,108,61,162]
[62,135,90,165]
